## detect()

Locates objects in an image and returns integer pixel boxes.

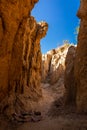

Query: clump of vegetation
[63,40,71,47]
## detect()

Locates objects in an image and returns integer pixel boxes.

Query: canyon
[0,0,87,129]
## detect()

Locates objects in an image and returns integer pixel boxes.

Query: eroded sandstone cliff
[74,0,87,112]
[0,0,48,117]
[42,44,71,85]
[64,0,87,113]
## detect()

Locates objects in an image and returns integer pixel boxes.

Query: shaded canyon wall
[74,0,87,112]
[64,46,76,105]
[65,0,87,113]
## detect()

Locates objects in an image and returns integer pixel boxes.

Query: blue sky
[32,0,80,54]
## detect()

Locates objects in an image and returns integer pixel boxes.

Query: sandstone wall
[0,0,48,116]
[74,0,87,112]
[64,0,87,112]
[64,46,76,105]
[42,50,54,82]
[42,44,70,85]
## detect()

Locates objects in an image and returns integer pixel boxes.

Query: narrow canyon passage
[1,45,87,130]
[1,80,87,130]
[0,0,87,130]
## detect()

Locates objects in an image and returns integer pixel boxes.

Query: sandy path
[0,83,87,130]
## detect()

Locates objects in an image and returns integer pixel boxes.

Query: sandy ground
[0,83,87,130]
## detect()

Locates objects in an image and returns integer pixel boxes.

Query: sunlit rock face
[42,44,70,85]
[74,0,87,112]
[42,50,54,82]
[0,0,48,117]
